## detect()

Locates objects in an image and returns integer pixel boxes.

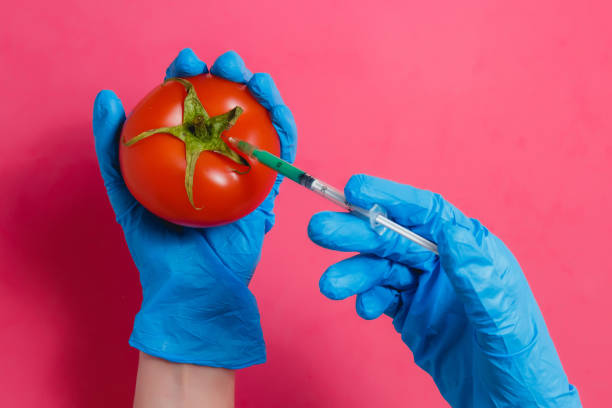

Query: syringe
[228,137,438,254]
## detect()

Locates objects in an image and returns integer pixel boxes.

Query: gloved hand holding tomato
[92,48,297,368]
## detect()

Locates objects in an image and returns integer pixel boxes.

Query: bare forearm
[133,352,235,408]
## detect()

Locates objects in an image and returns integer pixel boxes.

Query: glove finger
[248,73,297,163]
[92,90,139,220]
[248,73,284,110]
[165,48,208,80]
[344,174,473,242]
[248,74,297,166]
[251,104,297,229]
[247,74,298,231]
[437,223,535,353]
[269,105,297,164]
[210,51,253,84]
[252,86,298,221]
[309,211,438,272]
[254,177,281,233]
[319,254,417,300]
[211,52,297,232]
[356,286,400,320]
[252,104,298,230]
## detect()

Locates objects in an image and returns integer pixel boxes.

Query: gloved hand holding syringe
[228,137,439,254]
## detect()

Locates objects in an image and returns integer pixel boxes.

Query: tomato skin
[119,74,280,227]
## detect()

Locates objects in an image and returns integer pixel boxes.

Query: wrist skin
[133,352,235,408]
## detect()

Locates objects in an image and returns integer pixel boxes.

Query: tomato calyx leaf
[123,77,250,209]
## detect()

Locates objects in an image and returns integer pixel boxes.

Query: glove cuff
[473,322,582,406]
[129,336,266,369]
[129,307,266,369]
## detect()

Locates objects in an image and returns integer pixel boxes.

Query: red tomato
[119,74,280,227]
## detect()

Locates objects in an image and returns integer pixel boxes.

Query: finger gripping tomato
[119,74,280,227]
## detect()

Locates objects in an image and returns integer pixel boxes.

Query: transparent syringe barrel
[308,179,350,209]
[308,178,371,218]
[308,177,439,254]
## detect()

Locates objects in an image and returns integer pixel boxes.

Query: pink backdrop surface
[1,0,611,406]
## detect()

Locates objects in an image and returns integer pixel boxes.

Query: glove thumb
[93,90,138,221]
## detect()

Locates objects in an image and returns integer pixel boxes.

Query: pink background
[1,0,611,406]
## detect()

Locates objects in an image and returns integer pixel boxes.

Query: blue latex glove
[308,175,581,407]
[93,49,297,368]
